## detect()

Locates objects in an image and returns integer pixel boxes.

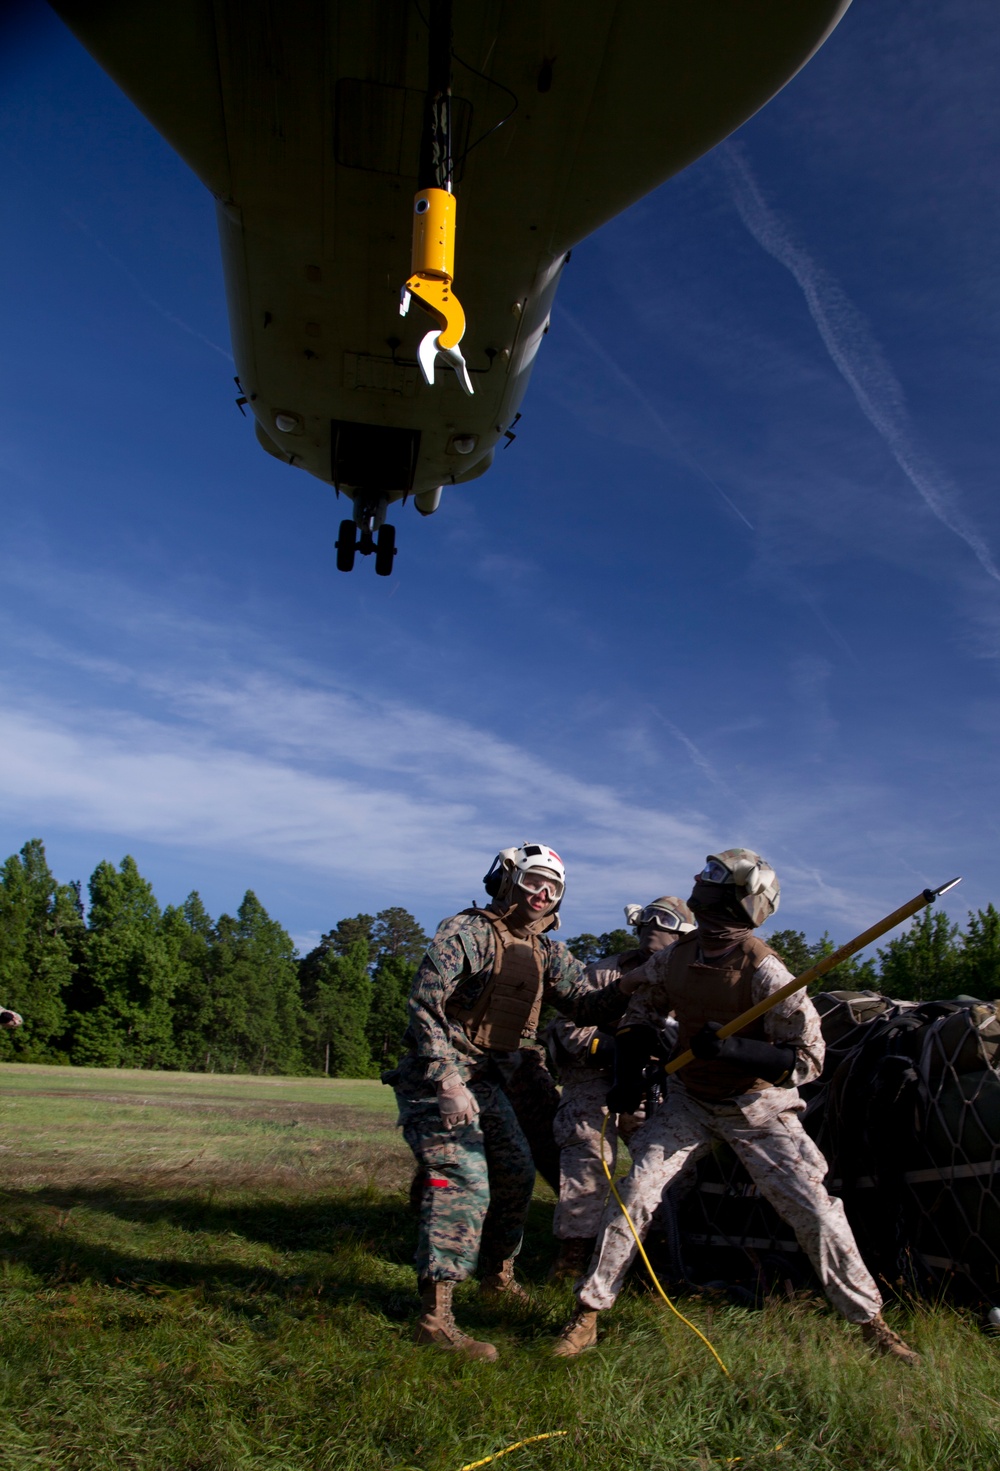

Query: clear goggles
[698,859,733,885]
[637,905,688,931]
[517,868,564,902]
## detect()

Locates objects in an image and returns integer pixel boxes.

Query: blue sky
[1,0,998,956]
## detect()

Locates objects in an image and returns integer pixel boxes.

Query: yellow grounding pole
[459,1430,569,1470]
[664,878,962,1079]
[599,1113,730,1375]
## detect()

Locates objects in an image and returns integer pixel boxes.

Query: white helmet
[483,843,566,914]
[624,896,696,935]
[695,848,780,927]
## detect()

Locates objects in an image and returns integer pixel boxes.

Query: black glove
[690,1022,796,1084]
[606,1024,661,1114]
[606,1079,643,1115]
[584,1033,616,1069]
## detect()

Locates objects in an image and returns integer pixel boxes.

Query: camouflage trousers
[552,1074,643,1240]
[396,1076,536,1284]
[578,1081,883,1323]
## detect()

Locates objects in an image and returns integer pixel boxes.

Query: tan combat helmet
[699,850,780,928]
[624,897,696,934]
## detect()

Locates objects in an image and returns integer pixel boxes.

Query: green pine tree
[70,856,177,1069]
[371,907,428,967]
[366,954,416,1069]
[362,908,427,1070]
[765,928,877,992]
[299,913,376,1009]
[564,929,633,964]
[308,939,374,1077]
[956,904,1000,999]
[161,892,216,1070]
[205,892,305,1075]
[876,908,961,1001]
[0,839,83,1061]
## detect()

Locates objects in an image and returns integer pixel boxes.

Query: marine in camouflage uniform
[385,843,628,1360]
[555,851,920,1365]
[543,896,693,1281]
[493,1044,562,1194]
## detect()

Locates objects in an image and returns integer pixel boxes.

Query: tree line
[0,839,427,1075]
[0,839,997,1075]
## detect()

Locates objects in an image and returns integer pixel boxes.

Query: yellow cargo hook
[400,187,473,395]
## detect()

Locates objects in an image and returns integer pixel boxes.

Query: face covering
[688,882,753,948]
[694,913,752,949]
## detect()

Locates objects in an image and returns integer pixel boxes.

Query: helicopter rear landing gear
[374,523,396,576]
[335,519,357,572]
[335,502,397,576]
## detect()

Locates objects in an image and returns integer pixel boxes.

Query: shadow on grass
[0,1184,566,1336]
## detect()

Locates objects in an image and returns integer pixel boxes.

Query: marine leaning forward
[553,848,920,1365]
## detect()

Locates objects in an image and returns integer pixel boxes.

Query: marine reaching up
[554,848,920,1365]
[384,843,629,1360]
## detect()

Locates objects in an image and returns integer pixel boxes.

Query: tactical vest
[665,932,775,1101]
[445,909,546,1052]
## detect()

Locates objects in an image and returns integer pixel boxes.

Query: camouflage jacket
[546,952,679,1083]
[396,909,629,1086]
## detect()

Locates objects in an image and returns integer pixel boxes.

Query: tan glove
[617,969,648,997]
[436,1071,480,1129]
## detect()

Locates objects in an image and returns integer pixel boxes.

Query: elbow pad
[691,1023,796,1085]
[584,1033,616,1069]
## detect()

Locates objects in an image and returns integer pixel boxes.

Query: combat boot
[415,1280,498,1361]
[479,1256,529,1301]
[552,1306,600,1356]
[860,1313,921,1365]
[547,1237,595,1283]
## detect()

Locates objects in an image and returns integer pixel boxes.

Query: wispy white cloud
[0,654,715,927]
[0,567,974,941]
[719,141,1000,584]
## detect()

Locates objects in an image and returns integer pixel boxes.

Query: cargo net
[671,991,1000,1305]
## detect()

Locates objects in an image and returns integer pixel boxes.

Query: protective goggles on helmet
[636,904,689,931]
[517,868,564,902]
[698,859,733,885]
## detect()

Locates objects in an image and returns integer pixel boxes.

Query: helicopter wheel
[335,519,356,572]
[375,523,397,577]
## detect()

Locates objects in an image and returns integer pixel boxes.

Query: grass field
[0,1063,996,1470]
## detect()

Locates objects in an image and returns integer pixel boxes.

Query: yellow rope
[459,1430,568,1470]
[599,1112,730,1375]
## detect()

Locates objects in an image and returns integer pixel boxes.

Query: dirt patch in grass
[0,1072,413,1197]
[6,1089,400,1125]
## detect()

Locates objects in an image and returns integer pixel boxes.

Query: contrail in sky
[558,305,755,530]
[560,302,861,662]
[2,144,234,363]
[720,142,1000,584]
[65,209,235,363]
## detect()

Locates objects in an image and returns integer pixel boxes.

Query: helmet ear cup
[483,847,520,900]
[482,854,505,897]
